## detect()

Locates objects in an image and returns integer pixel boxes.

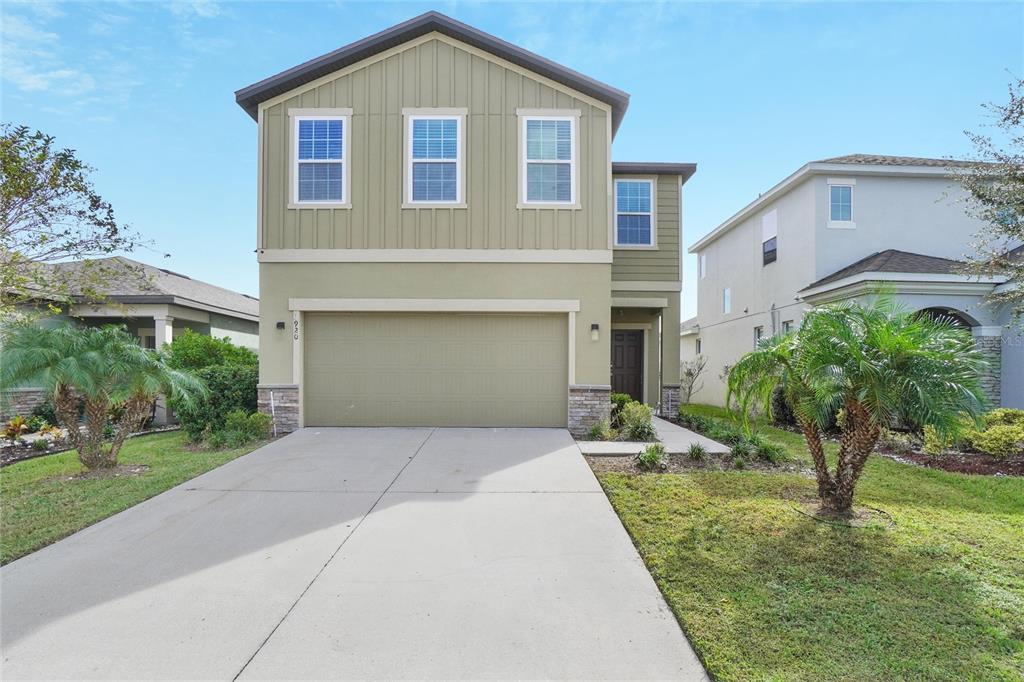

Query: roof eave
[613,162,697,184]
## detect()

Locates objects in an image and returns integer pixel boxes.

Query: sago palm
[0,324,205,469]
[727,297,987,515]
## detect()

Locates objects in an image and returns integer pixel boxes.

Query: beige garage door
[303,312,568,427]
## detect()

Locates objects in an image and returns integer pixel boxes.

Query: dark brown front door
[611,330,643,401]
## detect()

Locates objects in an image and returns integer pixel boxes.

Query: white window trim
[517,111,580,209]
[402,109,467,208]
[288,108,352,209]
[826,181,855,229]
[613,177,658,249]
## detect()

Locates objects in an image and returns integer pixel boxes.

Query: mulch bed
[585,453,812,476]
[877,448,1024,477]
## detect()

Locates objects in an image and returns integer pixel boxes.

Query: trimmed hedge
[171,364,258,441]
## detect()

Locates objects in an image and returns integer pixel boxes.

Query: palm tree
[727,297,988,516]
[0,324,204,469]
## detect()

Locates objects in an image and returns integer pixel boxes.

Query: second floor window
[762,209,777,265]
[522,116,575,204]
[830,184,853,222]
[294,116,346,204]
[754,325,764,347]
[700,253,707,279]
[408,115,462,204]
[695,338,702,355]
[614,179,654,246]
[782,320,793,334]
[723,287,731,314]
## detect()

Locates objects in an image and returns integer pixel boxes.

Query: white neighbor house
[682,154,1022,409]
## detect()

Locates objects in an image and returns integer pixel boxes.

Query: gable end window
[404,111,465,206]
[763,237,777,264]
[829,184,853,222]
[290,110,351,207]
[519,113,578,206]
[614,179,655,247]
[754,325,764,347]
[762,209,778,265]
[700,253,707,279]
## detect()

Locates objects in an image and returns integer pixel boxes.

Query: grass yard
[599,404,1024,681]
[0,431,261,565]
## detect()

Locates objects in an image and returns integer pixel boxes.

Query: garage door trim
[288,298,580,427]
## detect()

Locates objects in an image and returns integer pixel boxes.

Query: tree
[0,124,150,316]
[679,355,707,404]
[727,298,987,516]
[956,78,1024,318]
[0,324,204,469]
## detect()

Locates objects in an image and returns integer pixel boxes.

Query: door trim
[611,323,649,404]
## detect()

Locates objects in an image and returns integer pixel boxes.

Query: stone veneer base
[974,336,1002,407]
[1,388,49,423]
[568,384,611,438]
[258,384,300,436]
[660,384,680,419]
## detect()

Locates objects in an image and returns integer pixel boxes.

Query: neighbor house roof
[689,154,977,253]
[235,11,631,133]
[801,250,964,291]
[612,162,697,184]
[52,257,259,320]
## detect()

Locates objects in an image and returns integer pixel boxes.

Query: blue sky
[3,1,1022,318]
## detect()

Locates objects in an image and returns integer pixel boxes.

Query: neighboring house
[1,257,259,423]
[234,12,695,435]
[683,154,1022,409]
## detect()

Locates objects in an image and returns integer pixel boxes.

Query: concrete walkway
[577,416,730,456]
[1,428,708,681]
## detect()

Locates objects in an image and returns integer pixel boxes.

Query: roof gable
[235,12,630,132]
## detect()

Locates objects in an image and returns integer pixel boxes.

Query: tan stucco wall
[260,262,611,387]
[259,34,612,252]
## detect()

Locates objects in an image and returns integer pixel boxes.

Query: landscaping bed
[585,452,808,475]
[0,431,263,564]
[598,404,1024,681]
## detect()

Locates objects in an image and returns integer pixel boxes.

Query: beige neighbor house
[1,257,259,423]
[682,155,1023,409]
[235,12,695,435]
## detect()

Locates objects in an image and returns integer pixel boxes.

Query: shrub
[747,433,787,463]
[769,385,796,426]
[636,443,666,471]
[731,440,754,460]
[982,408,1024,428]
[3,416,29,442]
[585,419,616,441]
[165,329,258,371]
[687,442,707,461]
[677,409,713,433]
[969,423,1024,458]
[621,401,656,441]
[25,415,48,433]
[878,427,918,454]
[732,456,747,469]
[30,399,59,426]
[610,393,632,426]
[171,364,258,441]
[206,409,272,448]
[32,438,48,451]
[922,425,949,455]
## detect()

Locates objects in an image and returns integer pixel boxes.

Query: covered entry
[302,311,568,427]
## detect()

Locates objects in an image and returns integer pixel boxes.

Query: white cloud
[168,0,222,19]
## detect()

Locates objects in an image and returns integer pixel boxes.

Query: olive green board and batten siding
[610,175,681,282]
[260,35,611,253]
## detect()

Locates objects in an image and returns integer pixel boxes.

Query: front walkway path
[2,428,707,680]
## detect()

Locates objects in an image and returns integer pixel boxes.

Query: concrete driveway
[1,428,707,680]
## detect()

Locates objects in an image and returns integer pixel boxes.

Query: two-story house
[235,12,695,435]
[682,154,1022,409]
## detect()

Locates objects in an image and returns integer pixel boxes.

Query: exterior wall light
[590,323,600,341]
[276,321,286,329]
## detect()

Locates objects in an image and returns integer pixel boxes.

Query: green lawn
[600,404,1024,681]
[0,431,261,565]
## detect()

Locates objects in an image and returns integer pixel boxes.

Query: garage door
[303,312,568,427]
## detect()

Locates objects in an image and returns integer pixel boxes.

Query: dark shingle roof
[802,250,963,291]
[235,11,631,133]
[52,257,259,319]
[816,154,976,168]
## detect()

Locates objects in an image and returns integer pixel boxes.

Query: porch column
[660,294,682,416]
[153,315,174,425]
[973,327,1003,407]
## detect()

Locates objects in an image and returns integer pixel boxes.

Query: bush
[687,442,707,461]
[25,415,48,433]
[585,419,616,441]
[922,425,947,455]
[747,433,787,463]
[636,443,666,471]
[982,408,1024,428]
[621,401,656,441]
[32,438,48,451]
[731,440,754,460]
[206,409,272,449]
[969,423,1024,458]
[171,364,258,441]
[732,456,747,469]
[610,393,632,426]
[770,386,796,427]
[165,329,258,371]
[878,427,919,454]
[3,416,29,442]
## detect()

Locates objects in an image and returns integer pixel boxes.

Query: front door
[611,330,643,402]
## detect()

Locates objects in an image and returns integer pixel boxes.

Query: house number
[293,320,299,340]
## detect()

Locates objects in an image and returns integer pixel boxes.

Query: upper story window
[723,287,731,314]
[405,111,465,206]
[520,113,577,206]
[782,320,793,334]
[754,325,764,347]
[762,209,777,265]
[699,254,707,279]
[291,109,351,207]
[695,338,702,355]
[614,179,655,247]
[829,184,853,222]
